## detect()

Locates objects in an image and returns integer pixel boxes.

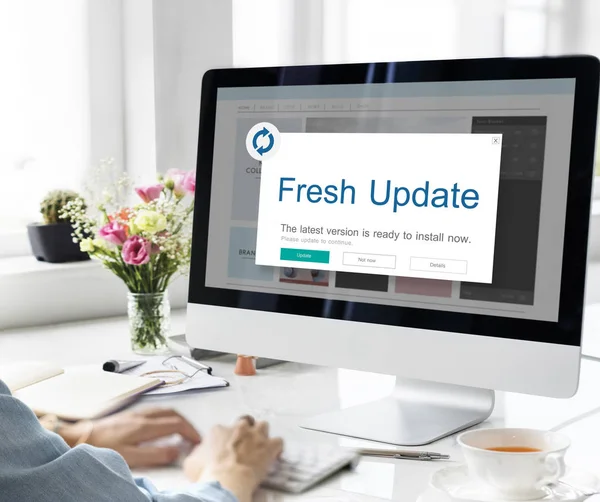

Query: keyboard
[262,442,360,494]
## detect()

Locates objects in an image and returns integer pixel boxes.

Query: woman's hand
[183,416,283,502]
[62,408,201,468]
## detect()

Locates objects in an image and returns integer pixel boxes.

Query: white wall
[153,0,233,175]
[122,0,233,179]
[580,0,600,55]
[87,0,125,177]
[122,0,158,183]
[455,0,503,58]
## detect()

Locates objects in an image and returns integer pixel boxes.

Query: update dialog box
[252,125,502,283]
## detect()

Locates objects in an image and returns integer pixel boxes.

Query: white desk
[584,302,600,359]
[2,311,600,501]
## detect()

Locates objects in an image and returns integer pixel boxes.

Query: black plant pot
[27,223,90,263]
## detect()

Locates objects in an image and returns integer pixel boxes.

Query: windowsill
[0,256,100,276]
[0,229,32,258]
[0,255,189,330]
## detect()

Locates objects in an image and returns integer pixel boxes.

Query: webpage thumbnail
[335,272,389,292]
[227,226,273,282]
[395,276,452,297]
[279,267,329,286]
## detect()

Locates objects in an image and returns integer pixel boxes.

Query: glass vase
[127,292,170,355]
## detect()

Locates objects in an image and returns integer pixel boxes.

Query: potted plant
[26,189,90,263]
[64,168,196,354]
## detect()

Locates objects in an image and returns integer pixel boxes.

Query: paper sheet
[122,358,228,395]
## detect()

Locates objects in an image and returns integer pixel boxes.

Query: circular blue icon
[252,127,274,156]
[246,122,280,161]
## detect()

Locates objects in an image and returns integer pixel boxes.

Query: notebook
[0,361,162,421]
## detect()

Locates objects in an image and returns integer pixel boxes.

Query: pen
[180,355,213,375]
[102,360,146,373]
[358,448,450,461]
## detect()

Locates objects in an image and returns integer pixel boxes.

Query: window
[232,0,600,181]
[0,0,89,255]
[503,1,549,56]
[232,0,293,67]
[325,0,460,63]
[501,0,600,178]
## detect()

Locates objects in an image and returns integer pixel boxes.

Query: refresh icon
[252,127,274,156]
[246,122,280,161]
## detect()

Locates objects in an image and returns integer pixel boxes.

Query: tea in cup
[457,428,570,500]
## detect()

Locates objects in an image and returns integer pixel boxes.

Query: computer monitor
[187,57,599,446]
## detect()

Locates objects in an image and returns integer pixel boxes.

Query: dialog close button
[343,252,396,269]
[280,248,330,264]
[410,257,468,274]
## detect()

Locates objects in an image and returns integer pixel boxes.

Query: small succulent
[40,189,84,225]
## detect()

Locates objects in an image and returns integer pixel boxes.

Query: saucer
[429,464,598,502]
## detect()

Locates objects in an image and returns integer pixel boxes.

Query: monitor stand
[300,378,495,446]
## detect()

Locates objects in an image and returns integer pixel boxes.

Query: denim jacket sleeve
[0,380,237,502]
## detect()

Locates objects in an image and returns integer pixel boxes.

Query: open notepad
[122,358,229,395]
[0,362,162,421]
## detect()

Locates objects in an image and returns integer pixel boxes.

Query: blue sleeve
[0,380,237,502]
[136,478,238,502]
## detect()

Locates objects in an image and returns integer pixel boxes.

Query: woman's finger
[135,409,201,443]
[132,416,201,444]
[237,414,255,426]
[121,445,180,468]
[256,420,269,436]
[137,408,182,419]
[269,437,284,458]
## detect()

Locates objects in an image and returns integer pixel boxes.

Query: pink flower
[121,236,151,265]
[98,221,128,245]
[135,184,164,203]
[165,168,186,196]
[182,171,196,194]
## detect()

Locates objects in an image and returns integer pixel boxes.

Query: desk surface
[2,311,600,501]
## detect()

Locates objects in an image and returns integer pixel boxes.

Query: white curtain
[232,0,598,67]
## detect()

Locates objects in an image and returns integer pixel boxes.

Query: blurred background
[0,5,597,497]
[1,0,598,258]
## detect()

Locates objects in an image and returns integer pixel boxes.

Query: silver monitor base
[300,378,495,446]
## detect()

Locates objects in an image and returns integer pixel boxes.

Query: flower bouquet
[62,166,195,354]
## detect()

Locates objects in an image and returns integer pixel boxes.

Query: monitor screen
[204,78,576,323]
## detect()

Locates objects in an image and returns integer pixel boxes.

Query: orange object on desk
[234,355,256,376]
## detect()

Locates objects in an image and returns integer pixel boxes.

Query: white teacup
[457,428,570,501]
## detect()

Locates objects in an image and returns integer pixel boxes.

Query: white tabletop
[583,302,600,359]
[2,311,600,501]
